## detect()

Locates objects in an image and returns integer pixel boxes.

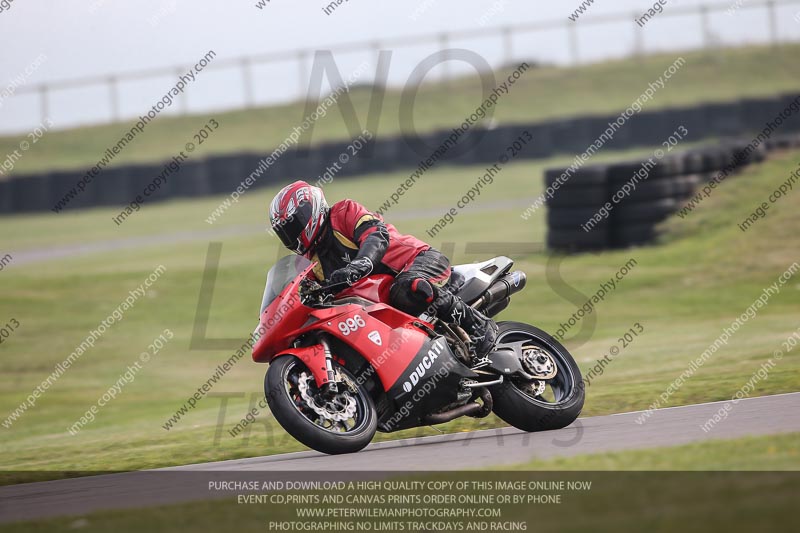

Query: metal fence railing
[5,0,800,133]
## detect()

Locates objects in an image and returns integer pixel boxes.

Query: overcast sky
[1,0,797,133]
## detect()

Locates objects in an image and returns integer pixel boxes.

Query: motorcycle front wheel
[489,321,585,432]
[265,355,377,455]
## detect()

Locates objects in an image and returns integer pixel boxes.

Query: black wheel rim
[497,328,577,408]
[281,358,370,435]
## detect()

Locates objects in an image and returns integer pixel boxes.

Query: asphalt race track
[1,392,798,524]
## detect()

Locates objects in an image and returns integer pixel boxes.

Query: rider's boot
[438,296,499,363]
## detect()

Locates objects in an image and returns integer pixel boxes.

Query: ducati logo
[368,331,382,346]
[402,340,444,393]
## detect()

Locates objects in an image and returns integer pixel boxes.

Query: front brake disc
[297,371,357,422]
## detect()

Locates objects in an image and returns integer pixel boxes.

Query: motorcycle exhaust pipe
[424,403,483,425]
[423,388,493,425]
[473,271,527,310]
[483,297,510,318]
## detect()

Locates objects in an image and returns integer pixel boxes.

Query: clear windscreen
[259,254,312,315]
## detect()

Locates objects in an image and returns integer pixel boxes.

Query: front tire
[489,322,584,432]
[265,355,377,455]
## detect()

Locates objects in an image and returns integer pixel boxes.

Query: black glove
[329,257,373,286]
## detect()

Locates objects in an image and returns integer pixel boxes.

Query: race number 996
[338,315,366,336]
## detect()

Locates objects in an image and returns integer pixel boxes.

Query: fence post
[370,40,381,85]
[502,26,513,66]
[633,12,644,59]
[108,76,120,123]
[39,85,49,125]
[568,23,579,65]
[767,0,778,46]
[439,33,450,82]
[241,57,254,108]
[298,50,308,97]
[700,5,712,49]
[176,68,188,115]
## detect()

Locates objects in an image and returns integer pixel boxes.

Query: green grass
[1,136,799,473]
[2,43,799,175]
[511,432,800,470]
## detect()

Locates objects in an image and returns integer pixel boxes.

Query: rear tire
[489,322,584,432]
[265,355,377,455]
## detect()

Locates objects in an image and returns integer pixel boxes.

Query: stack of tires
[607,155,690,247]
[545,165,610,252]
[545,139,774,252]
[764,133,800,151]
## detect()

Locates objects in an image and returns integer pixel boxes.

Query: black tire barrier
[615,198,678,224]
[127,164,155,194]
[726,139,767,165]
[776,93,800,132]
[129,163,174,205]
[6,91,800,216]
[479,125,540,163]
[695,148,726,173]
[522,123,556,158]
[431,127,492,165]
[547,184,608,208]
[48,170,98,212]
[94,166,134,207]
[172,160,212,198]
[627,112,669,146]
[237,153,271,190]
[372,138,404,172]
[384,136,422,170]
[612,222,658,247]
[260,149,294,184]
[334,139,374,177]
[491,124,544,161]
[669,106,706,144]
[10,174,52,213]
[607,155,683,184]
[316,140,375,177]
[547,227,609,251]
[0,180,12,214]
[673,175,702,200]
[544,133,788,252]
[206,154,250,194]
[547,206,610,230]
[467,128,499,165]
[550,118,596,155]
[311,141,347,177]
[705,102,746,137]
[682,151,706,174]
[287,146,316,179]
[360,139,384,176]
[765,133,800,151]
[615,175,695,203]
[593,115,636,151]
[545,165,608,188]
[740,97,783,130]
[299,144,329,179]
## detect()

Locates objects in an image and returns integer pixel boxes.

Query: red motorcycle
[252,255,584,455]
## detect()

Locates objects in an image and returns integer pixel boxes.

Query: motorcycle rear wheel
[489,321,584,432]
[265,355,377,455]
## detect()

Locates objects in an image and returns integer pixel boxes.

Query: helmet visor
[272,201,313,253]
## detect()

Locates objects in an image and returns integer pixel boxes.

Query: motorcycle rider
[268,180,498,361]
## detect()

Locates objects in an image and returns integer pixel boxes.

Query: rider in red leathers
[268,180,498,361]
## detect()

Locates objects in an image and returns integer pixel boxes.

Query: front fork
[318,334,339,399]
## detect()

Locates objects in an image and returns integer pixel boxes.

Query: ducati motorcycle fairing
[253,254,584,455]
